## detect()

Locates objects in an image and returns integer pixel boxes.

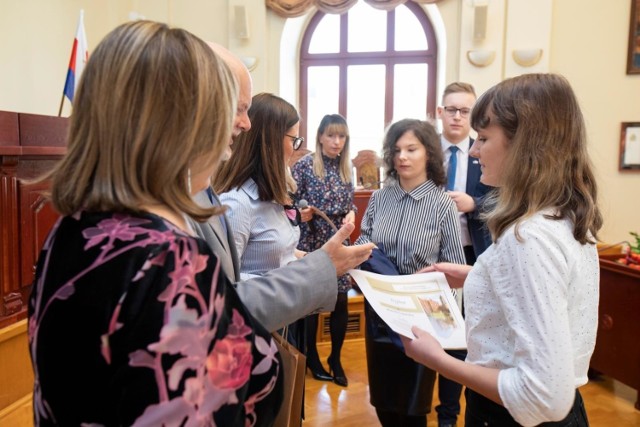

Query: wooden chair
[351,149,382,190]
[288,148,311,168]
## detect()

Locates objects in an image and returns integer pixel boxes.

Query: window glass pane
[347,65,386,158]
[394,4,428,51]
[348,2,387,53]
[306,66,340,142]
[309,14,340,54]
[393,63,428,122]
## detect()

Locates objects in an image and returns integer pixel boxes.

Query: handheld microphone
[298,199,315,232]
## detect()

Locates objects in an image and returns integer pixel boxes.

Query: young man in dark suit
[436,82,493,427]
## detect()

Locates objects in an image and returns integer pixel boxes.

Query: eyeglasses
[442,106,471,118]
[286,134,304,151]
[283,203,300,226]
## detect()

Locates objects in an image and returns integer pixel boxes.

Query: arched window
[299,1,438,155]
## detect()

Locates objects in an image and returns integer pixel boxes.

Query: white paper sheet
[349,269,467,349]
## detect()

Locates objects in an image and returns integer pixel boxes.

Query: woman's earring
[187,168,192,194]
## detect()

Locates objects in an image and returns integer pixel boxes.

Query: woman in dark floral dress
[28,21,282,427]
[292,114,356,387]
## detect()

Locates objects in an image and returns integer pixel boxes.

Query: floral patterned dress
[28,211,282,427]
[292,154,356,293]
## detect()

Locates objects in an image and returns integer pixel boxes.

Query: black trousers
[465,389,589,426]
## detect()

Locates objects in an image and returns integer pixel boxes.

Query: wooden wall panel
[0,111,67,329]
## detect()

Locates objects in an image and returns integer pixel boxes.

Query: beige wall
[0,0,230,116]
[0,0,638,244]
[551,0,640,246]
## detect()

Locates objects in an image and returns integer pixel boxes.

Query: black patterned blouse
[28,211,282,426]
[292,153,356,293]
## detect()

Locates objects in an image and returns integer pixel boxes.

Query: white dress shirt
[464,210,599,426]
[441,136,472,247]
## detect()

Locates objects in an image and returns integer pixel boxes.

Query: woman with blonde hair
[404,73,603,426]
[28,21,283,426]
[292,114,357,387]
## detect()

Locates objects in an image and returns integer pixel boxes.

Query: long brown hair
[43,20,237,222]
[471,73,602,244]
[213,93,300,205]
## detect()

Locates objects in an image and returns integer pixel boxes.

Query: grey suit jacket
[190,190,337,332]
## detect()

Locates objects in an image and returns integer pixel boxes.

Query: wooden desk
[0,110,68,424]
[590,255,640,410]
[0,110,67,329]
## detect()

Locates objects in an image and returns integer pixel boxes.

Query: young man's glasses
[286,135,304,150]
[442,106,471,118]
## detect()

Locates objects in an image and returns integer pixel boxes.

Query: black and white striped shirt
[355,180,466,274]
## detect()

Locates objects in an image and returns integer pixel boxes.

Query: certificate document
[349,269,466,349]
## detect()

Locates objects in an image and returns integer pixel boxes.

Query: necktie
[446,146,459,191]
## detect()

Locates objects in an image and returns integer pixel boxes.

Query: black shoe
[307,363,333,381]
[439,423,457,427]
[327,356,348,387]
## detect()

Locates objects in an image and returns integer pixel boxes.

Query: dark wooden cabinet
[0,111,68,329]
[590,255,640,410]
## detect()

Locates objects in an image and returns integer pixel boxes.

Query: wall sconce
[512,49,543,67]
[467,49,496,67]
[241,56,259,72]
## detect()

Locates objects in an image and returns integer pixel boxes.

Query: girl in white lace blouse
[403,74,603,427]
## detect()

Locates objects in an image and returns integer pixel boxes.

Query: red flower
[206,337,253,390]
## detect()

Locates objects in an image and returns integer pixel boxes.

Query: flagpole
[58,94,65,117]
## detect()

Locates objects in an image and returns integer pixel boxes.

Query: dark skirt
[465,388,589,426]
[365,302,436,415]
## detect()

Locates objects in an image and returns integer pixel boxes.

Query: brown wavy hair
[382,119,445,187]
[470,73,602,244]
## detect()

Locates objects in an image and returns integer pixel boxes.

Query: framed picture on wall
[628,0,640,74]
[620,122,640,171]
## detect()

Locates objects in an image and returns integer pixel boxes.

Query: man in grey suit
[190,43,374,333]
